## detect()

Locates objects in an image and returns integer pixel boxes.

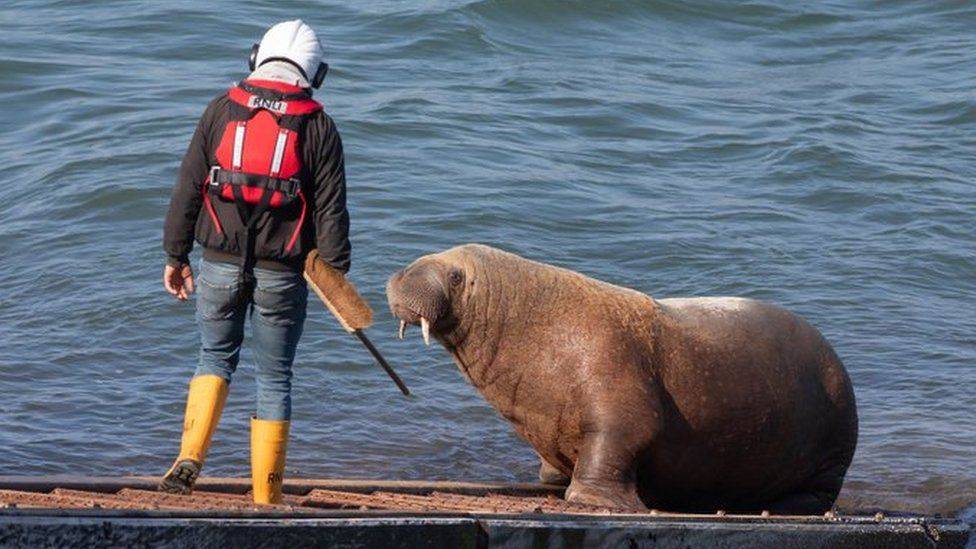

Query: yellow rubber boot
[251,417,290,504]
[159,375,229,494]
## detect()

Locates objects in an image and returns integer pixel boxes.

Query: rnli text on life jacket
[247,95,287,115]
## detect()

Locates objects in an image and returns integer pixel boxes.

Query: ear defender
[248,43,259,71]
[311,62,328,89]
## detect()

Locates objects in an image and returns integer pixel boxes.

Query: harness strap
[210,167,301,196]
[230,184,274,311]
[285,189,307,253]
[201,183,224,236]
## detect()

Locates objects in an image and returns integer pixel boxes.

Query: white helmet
[249,20,328,88]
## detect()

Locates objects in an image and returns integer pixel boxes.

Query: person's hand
[164,263,195,301]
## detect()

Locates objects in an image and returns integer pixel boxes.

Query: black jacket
[163,88,350,273]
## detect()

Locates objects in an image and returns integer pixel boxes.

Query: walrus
[386,244,858,514]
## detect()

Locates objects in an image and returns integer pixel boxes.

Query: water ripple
[0,0,973,517]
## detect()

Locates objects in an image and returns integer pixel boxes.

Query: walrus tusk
[421,317,431,346]
[398,320,407,340]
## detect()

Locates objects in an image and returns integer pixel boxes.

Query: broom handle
[354,330,411,396]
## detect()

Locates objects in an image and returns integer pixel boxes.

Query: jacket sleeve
[162,100,218,267]
[308,113,351,273]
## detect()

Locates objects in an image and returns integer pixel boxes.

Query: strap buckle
[208,166,221,190]
[207,165,301,199]
[278,178,301,198]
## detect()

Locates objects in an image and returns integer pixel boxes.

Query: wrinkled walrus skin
[387,244,858,514]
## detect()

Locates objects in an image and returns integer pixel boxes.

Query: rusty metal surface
[0,478,968,548]
[1,485,599,516]
[0,484,638,516]
[0,489,150,511]
[0,479,970,548]
[304,489,434,511]
[115,489,310,512]
[0,485,907,521]
[0,477,967,527]
[0,476,566,498]
[300,489,612,515]
[1,486,307,514]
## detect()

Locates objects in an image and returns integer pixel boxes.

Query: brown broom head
[303,250,374,333]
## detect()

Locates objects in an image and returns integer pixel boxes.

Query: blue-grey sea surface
[0,0,973,517]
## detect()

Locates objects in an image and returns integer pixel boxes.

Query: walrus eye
[449,269,464,287]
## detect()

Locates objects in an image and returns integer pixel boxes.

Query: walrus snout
[386,261,454,346]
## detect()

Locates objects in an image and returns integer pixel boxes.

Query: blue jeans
[194,259,307,421]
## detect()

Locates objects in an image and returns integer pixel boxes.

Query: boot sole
[159,460,201,495]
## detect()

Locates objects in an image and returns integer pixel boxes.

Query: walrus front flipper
[564,428,648,510]
[564,379,662,511]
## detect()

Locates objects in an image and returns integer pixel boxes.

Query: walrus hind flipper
[762,464,846,515]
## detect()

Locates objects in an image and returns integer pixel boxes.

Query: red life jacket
[203,79,323,278]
